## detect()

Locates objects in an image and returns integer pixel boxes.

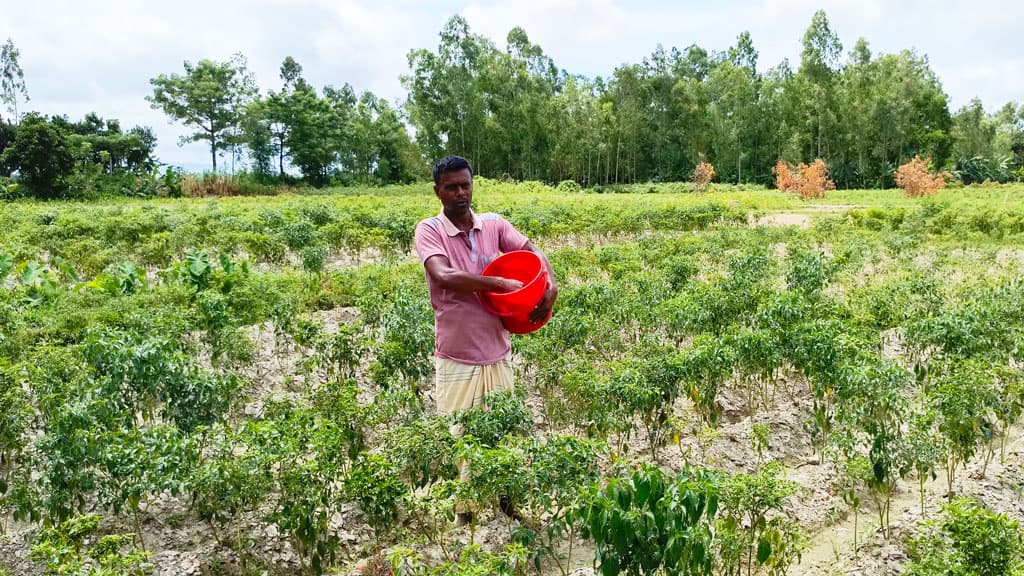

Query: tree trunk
[615,138,621,184]
[279,137,285,175]
[587,146,592,186]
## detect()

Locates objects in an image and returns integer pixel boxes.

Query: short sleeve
[414,220,447,263]
[497,216,529,253]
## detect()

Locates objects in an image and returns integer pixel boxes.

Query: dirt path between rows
[790,426,1024,575]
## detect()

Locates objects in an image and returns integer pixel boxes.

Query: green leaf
[757,537,772,564]
[0,253,13,279]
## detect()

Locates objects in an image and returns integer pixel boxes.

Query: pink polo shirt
[414,210,529,365]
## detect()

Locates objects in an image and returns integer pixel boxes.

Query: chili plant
[0,370,30,530]
[188,422,274,564]
[96,425,198,550]
[29,514,152,576]
[344,453,409,547]
[456,389,534,448]
[382,414,458,488]
[929,358,1000,499]
[718,462,804,576]
[900,409,946,516]
[905,497,1023,576]
[835,356,911,536]
[523,435,604,575]
[577,463,719,576]
[680,335,736,428]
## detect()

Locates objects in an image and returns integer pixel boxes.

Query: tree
[266,56,310,176]
[403,16,490,169]
[0,113,74,198]
[286,84,350,186]
[952,99,995,160]
[55,112,157,174]
[799,11,842,160]
[1,39,29,124]
[356,95,421,184]
[148,54,256,172]
[707,61,758,183]
[0,120,15,176]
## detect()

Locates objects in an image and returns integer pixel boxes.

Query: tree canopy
[8,12,1024,191]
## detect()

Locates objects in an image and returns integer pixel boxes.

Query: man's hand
[424,255,525,294]
[520,241,558,324]
[494,278,524,292]
[529,282,557,323]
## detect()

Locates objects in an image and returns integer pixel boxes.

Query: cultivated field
[2,181,1024,576]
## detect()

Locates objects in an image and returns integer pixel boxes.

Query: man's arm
[521,241,558,323]
[423,255,523,294]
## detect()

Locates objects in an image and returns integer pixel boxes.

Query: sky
[4,0,1022,171]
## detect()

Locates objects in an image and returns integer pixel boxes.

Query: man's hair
[433,155,473,184]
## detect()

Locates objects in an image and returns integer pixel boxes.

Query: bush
[896,156,951,197]
[556,180,582,194]
[772,159,835,199]
[0,175,23,201]
[906,497,1023,576]
[181,171,283,197]
[955,155,1012,185]
[576,464,719,576]
[0,114,75,199]
[692,162,715,193]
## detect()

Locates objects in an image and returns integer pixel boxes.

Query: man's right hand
[494,278,524,292]
[423,255,525,294]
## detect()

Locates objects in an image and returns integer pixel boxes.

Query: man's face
[434,168,473,218]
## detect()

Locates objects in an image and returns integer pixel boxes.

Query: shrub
[955,155,1012,185]
[0,114,75,199]
[896,156,951,197]
[0,175,23,200]
[556,180,582,194]
[772,159,834,199]
[576,463,719,576]
[772,160,800,194]
[906,497,1023,576]
[692,162,715,193]
[718,462,805,576]
[181,172,282,197]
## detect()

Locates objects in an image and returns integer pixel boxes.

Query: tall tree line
[405,12,1024,188]
[148,55,421,185]
[142,11,1024,188]
[10,11,1024,191]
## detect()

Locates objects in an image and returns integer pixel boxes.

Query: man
[413,155,557,524]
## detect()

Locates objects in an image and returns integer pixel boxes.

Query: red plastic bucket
[480,251,547,316]
[501,308,552,335]
[478,290,552,335]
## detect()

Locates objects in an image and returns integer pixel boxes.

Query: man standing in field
[413,155,557,524]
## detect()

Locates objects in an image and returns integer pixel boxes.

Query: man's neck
[445,209,474,232]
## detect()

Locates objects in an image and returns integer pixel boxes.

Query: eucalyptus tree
[0,38,29,124]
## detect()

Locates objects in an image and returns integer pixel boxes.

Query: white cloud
[305,0,426,98]
[463,0,633,51]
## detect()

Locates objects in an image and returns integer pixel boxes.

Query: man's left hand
[529,283,557,324]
